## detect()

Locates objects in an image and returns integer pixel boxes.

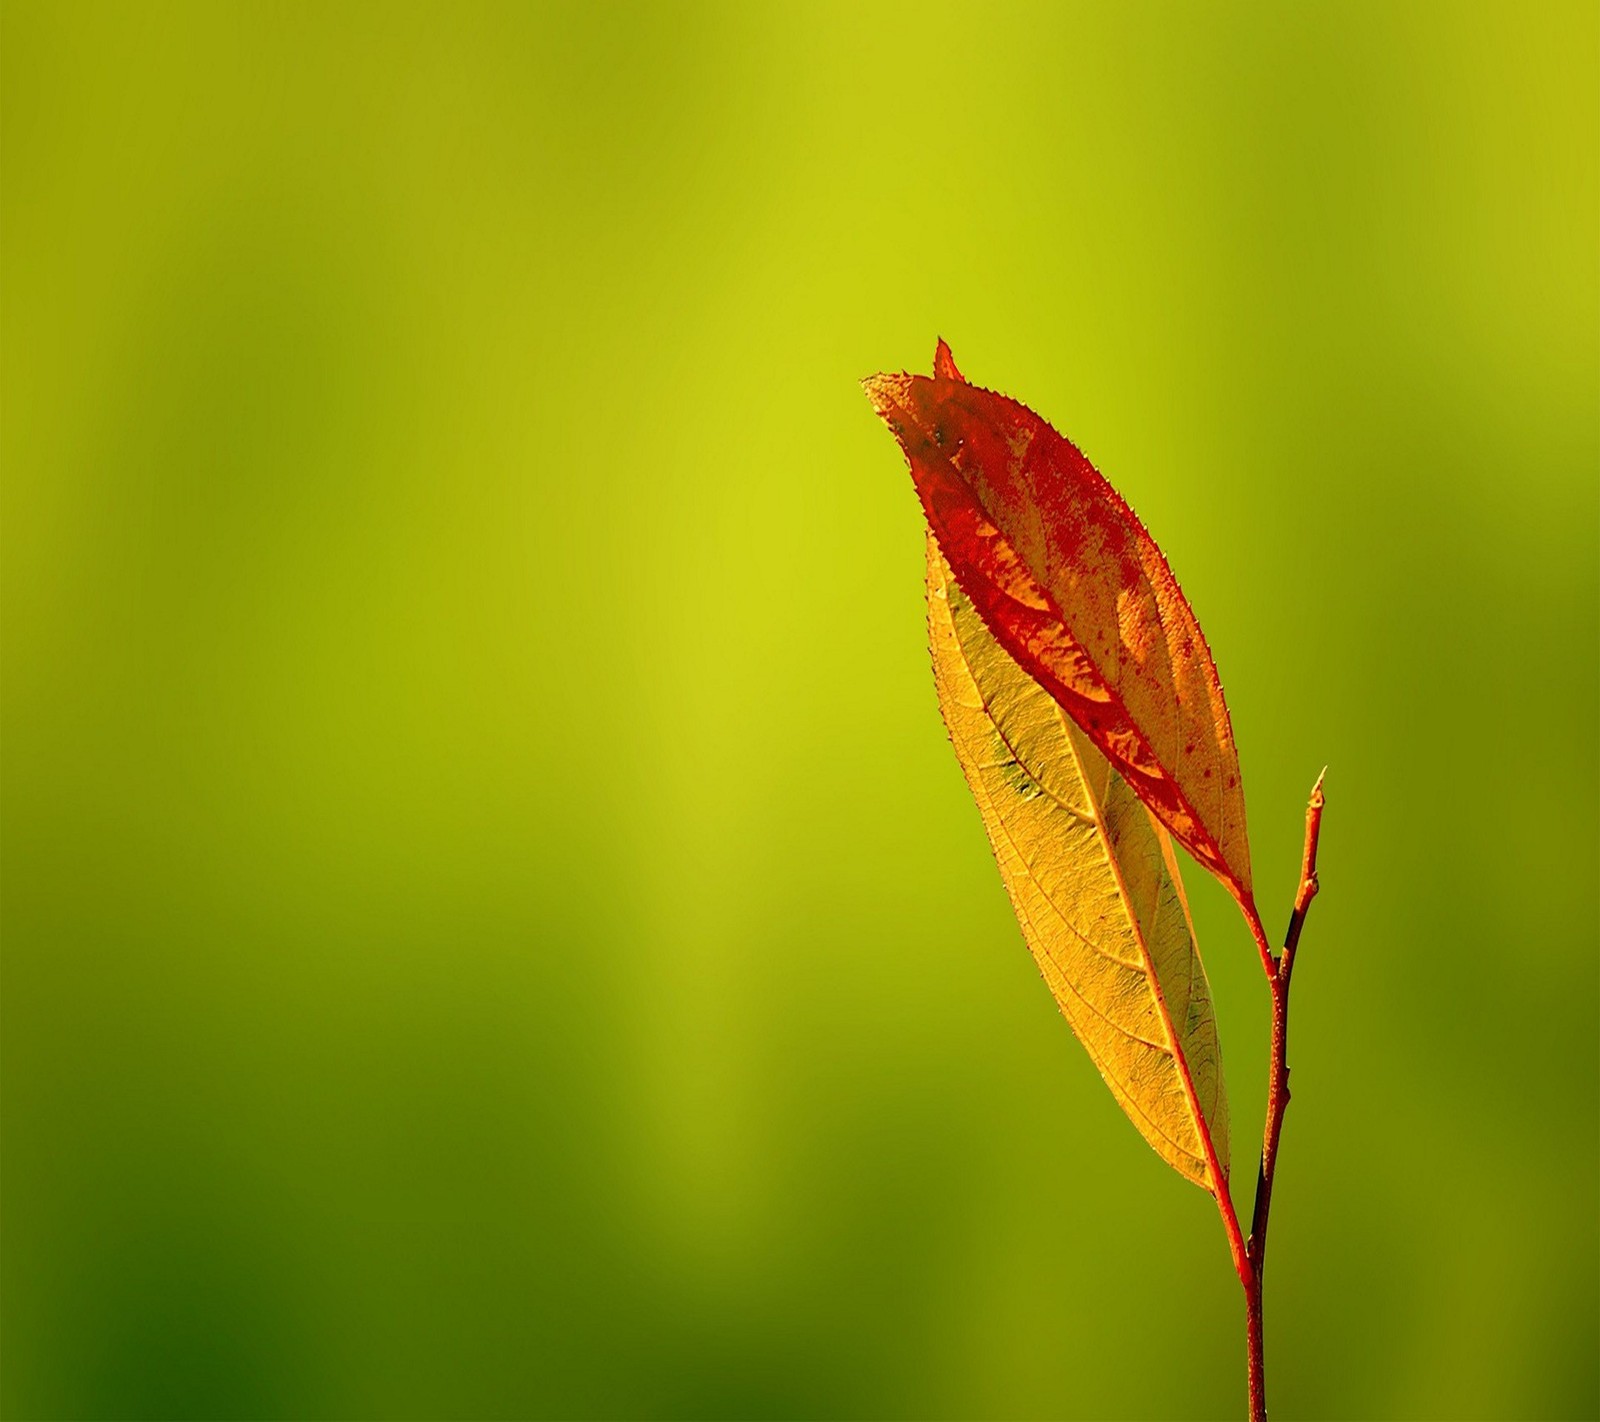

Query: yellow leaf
[928,535,1231,1192]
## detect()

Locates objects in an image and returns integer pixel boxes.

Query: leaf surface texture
[927,536,1230,1191]
[867,345,1254,911]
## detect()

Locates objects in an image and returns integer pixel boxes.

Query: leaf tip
[933,338,965,383]
[860,370,911,422]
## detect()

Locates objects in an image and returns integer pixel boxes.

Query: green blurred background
[3,3,1595,1418]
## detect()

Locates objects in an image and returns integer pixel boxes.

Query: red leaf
[865,343,1255,913]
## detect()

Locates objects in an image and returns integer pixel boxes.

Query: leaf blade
[927,536,1230,1192]
[867,348,1254,911]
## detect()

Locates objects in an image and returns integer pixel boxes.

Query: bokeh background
[3,3,1596,1418]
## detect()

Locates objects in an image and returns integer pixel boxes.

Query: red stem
[1215,772,1324,1422]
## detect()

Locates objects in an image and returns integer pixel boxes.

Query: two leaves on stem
[865,342,1253,1199]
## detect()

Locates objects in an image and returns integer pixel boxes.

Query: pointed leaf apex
[933,339,965,383]
[861,370,912,420]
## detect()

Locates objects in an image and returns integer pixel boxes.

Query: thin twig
[1230,772,1326,1422]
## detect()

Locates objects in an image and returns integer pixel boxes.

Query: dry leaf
[867,343,1254,914]
[928,536,1230,1192]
